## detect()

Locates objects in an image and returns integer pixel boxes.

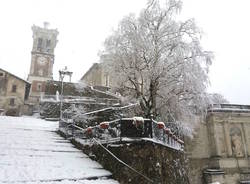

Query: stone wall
[185,123,211,184]
[71,139,189,184]
[186,104,250,184]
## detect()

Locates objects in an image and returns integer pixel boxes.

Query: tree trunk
[144,80,158,118]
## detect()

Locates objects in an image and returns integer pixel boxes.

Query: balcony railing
[59,116,184,150]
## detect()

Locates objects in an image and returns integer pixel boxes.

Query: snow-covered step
[0,116,119,184]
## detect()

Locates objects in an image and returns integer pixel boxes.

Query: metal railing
[59,116,184,150]
[41,94,120,105]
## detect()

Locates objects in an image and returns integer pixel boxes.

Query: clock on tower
[37,56,47,65]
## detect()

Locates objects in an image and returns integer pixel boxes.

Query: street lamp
[59,66,73,122]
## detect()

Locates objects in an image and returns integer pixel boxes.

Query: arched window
[37,83,42,91]
[46,39,51,52]
[37,38,43,51]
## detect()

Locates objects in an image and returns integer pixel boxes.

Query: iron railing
[59,116,184,150]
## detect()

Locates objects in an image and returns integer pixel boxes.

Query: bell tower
[28,22,59,102]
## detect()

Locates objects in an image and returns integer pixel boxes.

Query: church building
[27,22,58,102]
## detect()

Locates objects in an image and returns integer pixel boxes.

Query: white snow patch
[0,116,119,184]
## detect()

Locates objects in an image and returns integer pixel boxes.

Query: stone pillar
[203,169,225,184]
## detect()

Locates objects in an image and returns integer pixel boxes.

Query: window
[0,72,4,77]
[9,98,15,106]
[46,39,51,47]
[37,38,43,50]
[37,83,42,91]
[105,74,109,87]
[38,69,43,76]
[46,39,51,52]
[12,85,17,93]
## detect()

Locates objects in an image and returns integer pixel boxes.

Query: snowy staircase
[0,116,119,184]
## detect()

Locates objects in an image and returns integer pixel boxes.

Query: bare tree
[101,0,213,122]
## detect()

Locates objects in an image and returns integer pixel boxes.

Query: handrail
[60,117,184,150]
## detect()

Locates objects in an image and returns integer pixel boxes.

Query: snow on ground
[0,116,119,184]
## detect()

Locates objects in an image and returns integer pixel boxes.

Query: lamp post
[59,66,73,122]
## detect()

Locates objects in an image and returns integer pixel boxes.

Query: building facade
[187,104,250,184]
[0,68,30,116]
[27,22,58,102]
[80,63,111,89]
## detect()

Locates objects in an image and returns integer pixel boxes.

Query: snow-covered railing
[152,120,184,149]
[59,116,184,150]
[59,118,121,140]
[40,94,120,104]
[61,103,139,125]
[208,104,250,113]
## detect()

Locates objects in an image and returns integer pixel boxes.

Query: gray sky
[0,0,249,104]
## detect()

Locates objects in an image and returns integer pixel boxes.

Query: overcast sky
[0,0,249,104]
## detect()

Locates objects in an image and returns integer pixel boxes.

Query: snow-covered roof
[0,67,31,84]
[208,104,250,113]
